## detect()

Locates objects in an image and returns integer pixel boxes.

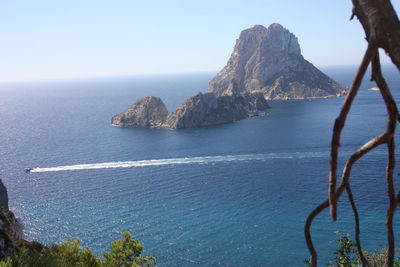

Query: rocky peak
[209,23,345,99]
[264,23,301,57]
[233,25,268,55]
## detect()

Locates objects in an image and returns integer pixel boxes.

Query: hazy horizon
[0,64,367,84]
[1,1,399,82]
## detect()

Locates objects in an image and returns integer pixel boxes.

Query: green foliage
[103,232,154,267]
[305,231,400,266]
[50,239,101,267]
[0,232,155,267]
[0,247,62,267]
[326,231,360,267]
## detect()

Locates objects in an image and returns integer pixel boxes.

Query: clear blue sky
[1,1,398,82]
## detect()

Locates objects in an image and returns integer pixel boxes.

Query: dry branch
[371,52,398,266]
[329,46,373,221]
[305,1,400,265]
[346,183,369,266]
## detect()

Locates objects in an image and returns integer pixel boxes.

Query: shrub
[0,232,155,267]
[103,232,155,267]
[305,231,400,266]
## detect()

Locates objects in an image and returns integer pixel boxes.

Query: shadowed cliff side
[164,91,269,129]
[0,179,42,259]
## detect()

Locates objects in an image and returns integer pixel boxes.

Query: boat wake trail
[29,152,327,173]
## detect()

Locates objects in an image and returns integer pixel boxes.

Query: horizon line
[0,63,389,84]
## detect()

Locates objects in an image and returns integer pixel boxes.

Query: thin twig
[371,51,398,266]
[306,1,400,265]
[334,132,389,200]
[329,45,374,221]
[385,138,396,266]
[304,200,329,266]
[346,183,369,266]
[305,50,400,266]
[305,131,388,266]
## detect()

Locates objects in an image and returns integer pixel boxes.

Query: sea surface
[0,66,400,266]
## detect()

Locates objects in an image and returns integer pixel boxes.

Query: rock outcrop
[112,90,269,129]
[112,96,168,127]
[0,179,24,258]
[164,92,269,129]
[0,181,8,211]
[209,23,346,99]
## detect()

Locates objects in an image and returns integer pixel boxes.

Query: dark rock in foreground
[0,180,8,211]
[112,96,168,127]
[164,92,269,129]
[0,179,24,258]
[209,23,346,99]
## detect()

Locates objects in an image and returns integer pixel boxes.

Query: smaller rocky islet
[165,91,269,129]
[111,96,168,128]
[112,91,270,129]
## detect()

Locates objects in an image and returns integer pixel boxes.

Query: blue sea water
[0,66,400,266]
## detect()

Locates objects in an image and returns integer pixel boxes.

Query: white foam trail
[29,152,327,173]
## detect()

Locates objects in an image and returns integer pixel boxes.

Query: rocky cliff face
[164,92,269,129]
[112,96,168,127]
[0,181,8,211]
[0,179,24,258]
[209,23,345,99]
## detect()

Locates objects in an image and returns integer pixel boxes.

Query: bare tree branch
[305,1,400,266]
[305,129,388,266]
[346,183,369,266]
[352,0,400,70]
[329,45,373,221]
[371,51,398,266]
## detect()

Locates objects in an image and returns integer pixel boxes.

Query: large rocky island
[112,23,345,129]
[209,23,345,99]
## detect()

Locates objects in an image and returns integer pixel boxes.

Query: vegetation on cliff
[305,232,400,266]
[0,232,155,267]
